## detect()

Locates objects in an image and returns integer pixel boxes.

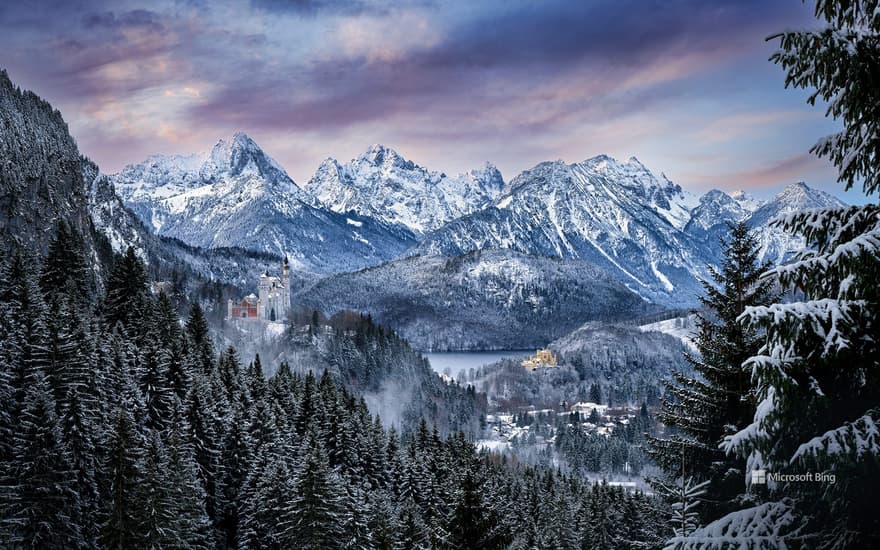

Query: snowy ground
[639,314,698,352]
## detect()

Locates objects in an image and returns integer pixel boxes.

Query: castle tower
[281,257,291,319]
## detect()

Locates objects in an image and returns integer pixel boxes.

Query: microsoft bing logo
[750,469,836,485]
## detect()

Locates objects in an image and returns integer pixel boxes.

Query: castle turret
[282,256,290,279]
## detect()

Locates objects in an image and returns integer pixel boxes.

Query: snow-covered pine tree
[140,343,175,433]
[61,389,100,548]
[103,246,151,338]
[239,441,297,549]
[165,423,212,549]
[669,2,880,548]
[655,476,709,541]
[184,302,215,376]
[367,491,398,550]
[5,373,84,549]
[185,370,224,536]
[284,427,347,549]
[39,221,90,306]
[449,468,495,549]
[138,432,178,549]
[218,403,252,548]
[341,483,374,550]
[396,495,431,550]
[651,221,774,520]
[101,406,147,549]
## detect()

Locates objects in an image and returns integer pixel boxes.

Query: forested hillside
[0,231,671,548]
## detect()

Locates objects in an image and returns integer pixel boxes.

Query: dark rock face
[0,70,95,256]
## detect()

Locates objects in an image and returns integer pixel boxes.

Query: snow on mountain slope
[86,160,285,289]
[639,314,698,353]
[0,69,100,264]
[730,189,764,212]
[108,134,416,274]
[409,153,845,306]
[307,144,505,235]
[412,155,707,305]
[295,248,657,350]
[683,189,753,261]
[746,182,846,265]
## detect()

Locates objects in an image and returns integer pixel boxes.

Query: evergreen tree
[219,404,252,548]
[241,445,296,549]
[589,382,602,404]
[368,491,398,550]
[449,468,504,550]
[61,390,100,548]
[101,407,147,549]
[140,344,175,433]
[139,433,178,549]
[5,374,83,549]
[103,246,151,336]
[284,429,347,549]
[185,373,223,536]
[672,2,880,548]
[651,221,773,520]
[39,221,89,306]
[185,302,214,375]
[397,496,431,550]
[165,425,212,549]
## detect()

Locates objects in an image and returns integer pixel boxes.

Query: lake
[424,350,530,379]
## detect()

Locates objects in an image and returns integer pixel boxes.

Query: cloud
[81,8,164,31]
[695,152,836,189]
[696,110,808,144]
[0,0,832,193]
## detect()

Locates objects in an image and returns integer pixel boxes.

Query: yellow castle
[522,348,558,371]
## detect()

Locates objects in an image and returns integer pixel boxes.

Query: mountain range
[0,67,848,350]
[108,133,417,274]
[108,133,846,309]
[307,144,505,235]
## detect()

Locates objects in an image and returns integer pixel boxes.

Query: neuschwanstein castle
[227,258,291,322]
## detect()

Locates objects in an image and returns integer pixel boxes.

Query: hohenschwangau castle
[228,258,291,322]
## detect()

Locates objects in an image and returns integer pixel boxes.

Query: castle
[228,258,291,322]
[522,349,558,371]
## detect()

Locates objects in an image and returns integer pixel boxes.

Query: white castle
[227,257,291,322]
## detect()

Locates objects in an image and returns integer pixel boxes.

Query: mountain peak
[627,156,646,168]
[584,154,618,168]
[308,146,504,234]
[200,131,294,187]
[700,188,732,203]
[360,143,407,167]
[783,181,809,193]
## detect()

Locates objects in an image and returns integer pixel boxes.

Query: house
[229,293,259,319]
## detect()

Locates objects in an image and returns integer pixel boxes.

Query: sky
[0,0,870,204]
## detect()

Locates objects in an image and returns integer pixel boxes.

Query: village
[478,396,650,486]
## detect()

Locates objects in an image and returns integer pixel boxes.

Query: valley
[5,0,880,545]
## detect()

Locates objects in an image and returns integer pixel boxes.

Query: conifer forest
[1,0,879,548]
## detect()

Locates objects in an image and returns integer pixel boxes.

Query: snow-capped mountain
[730,189,764,212]
[307,144,504,235]
[108,134,417,273]
[747,181,846,265]
[86,159,287,290]
[411,155,707,304]
[683,188,754,255]
[409,156,845,306]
